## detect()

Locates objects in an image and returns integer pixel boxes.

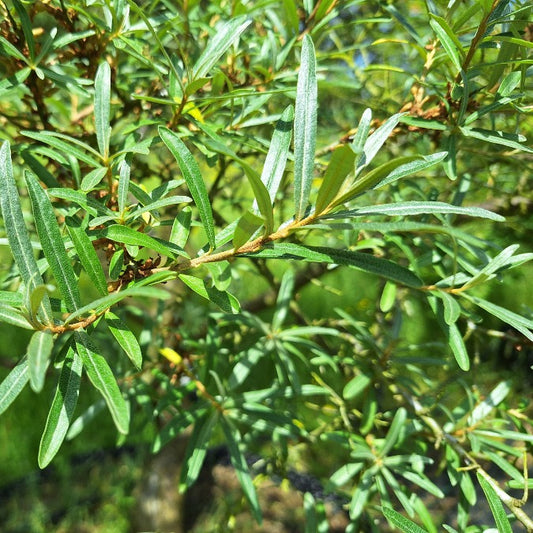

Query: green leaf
[258,104,294,205]
[343,373,372,400]
[357,113,402,174]
[80,167,108,192]
[117,157,130,215]
[243,243,423,288]
[179,274,240,313]
[429,15,464,71]
[233,211,264,249]
[21,130,102,167]
[468,380,511,426]
[429,296,469,371]
[0,304,33,329]
[66,216,108,296]
[63,285,170,325]
[192,16,251,79]
[179,412,218,491]
[221,416,262,523]
[324,200,504,222]
[169,207,192,248]
[38,347,83,468]
[476,473,513,533]
[460,127,533,153]
[109,249,124,280]
[0,357,29,416]
[159,127,216,249]
[94,61,111,158]
[105,311,143,369]
[101,224,186,259]
[382,506,428,533]
[349,469,374,519]
[316,145,357,214]
[351,108,372,159]
[75,331,130,434]
[272,268,295,331]
[438,291,461,326]
[12,0,35,61]
[27,330,53,393]
[461,294,533,342]
[25,171,81,313]
[380,407,406,457]
[380,281,397,313]
[293,34,317,221]
[0,142,53,324]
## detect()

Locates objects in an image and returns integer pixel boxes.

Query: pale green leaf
[233,211,264,250]
[27,329,53,393]
[38,347,82,468]
[94,61,111,158]
[429,15,464,71]
[343,373,372,400]
[0,357,29,416]
[192,17,251,79]
[179,274,240,313]
[293,34,317,220]
[25,171,81,313]
[117,157,130,215]
[380,407,406,457]
[75,331,130,434]
[468,381,511,426]
[316,144,357,214]
[460,127,533,153]
[105,311,142,369]
[0,142,53,324]
[169,207,192,248]
[0,304,33,329]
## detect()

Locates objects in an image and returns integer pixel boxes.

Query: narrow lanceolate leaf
[221,416,262,523]
[0,304,33,329]
[258,104,294,205]
[192,16,252,79]
[316,144,357,214]
[324,201,504,222]
[243,243,423,288]
[0,357,29,416]
[356,113,402,174]
[38,347,82,468]
[75,331,130,434]
[379,407,407,457]
[429,295,469,370]
[429,15,464,71]
[460,127,533,153]
[25,171,81,313]
[180,412,218,491]
[179,274,240,313]
[94,61,111,158]
[117,157,131,215]
[105,311,142,369]
[0,142,53,324]
[169,207,192,248]
[293,34,317,220]
[351,108,372,161]
[101,224,186,259]
[476,473,513,533]
[159,127,216,249]
[66,216,108,296]
[27,330,53,393]
[382,506,428,533]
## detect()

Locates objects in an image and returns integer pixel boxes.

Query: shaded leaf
[0,357,29,416]
[75,331,130,434]
[38,347,82,468]
[27,329,53,393]
[105,311,143,369]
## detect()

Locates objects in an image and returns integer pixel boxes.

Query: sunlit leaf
[382,506,428,533]
[94,61,111,158]
[25,171,81,313]
[105,311,143,369]
[179,274,240,313]
[159,127,216,249]
[293,34,317,220]
[476,473,513,533]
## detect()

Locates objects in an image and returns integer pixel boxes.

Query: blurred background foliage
[0,0,532,531]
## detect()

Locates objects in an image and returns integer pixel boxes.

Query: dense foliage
[0,0,532,531]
